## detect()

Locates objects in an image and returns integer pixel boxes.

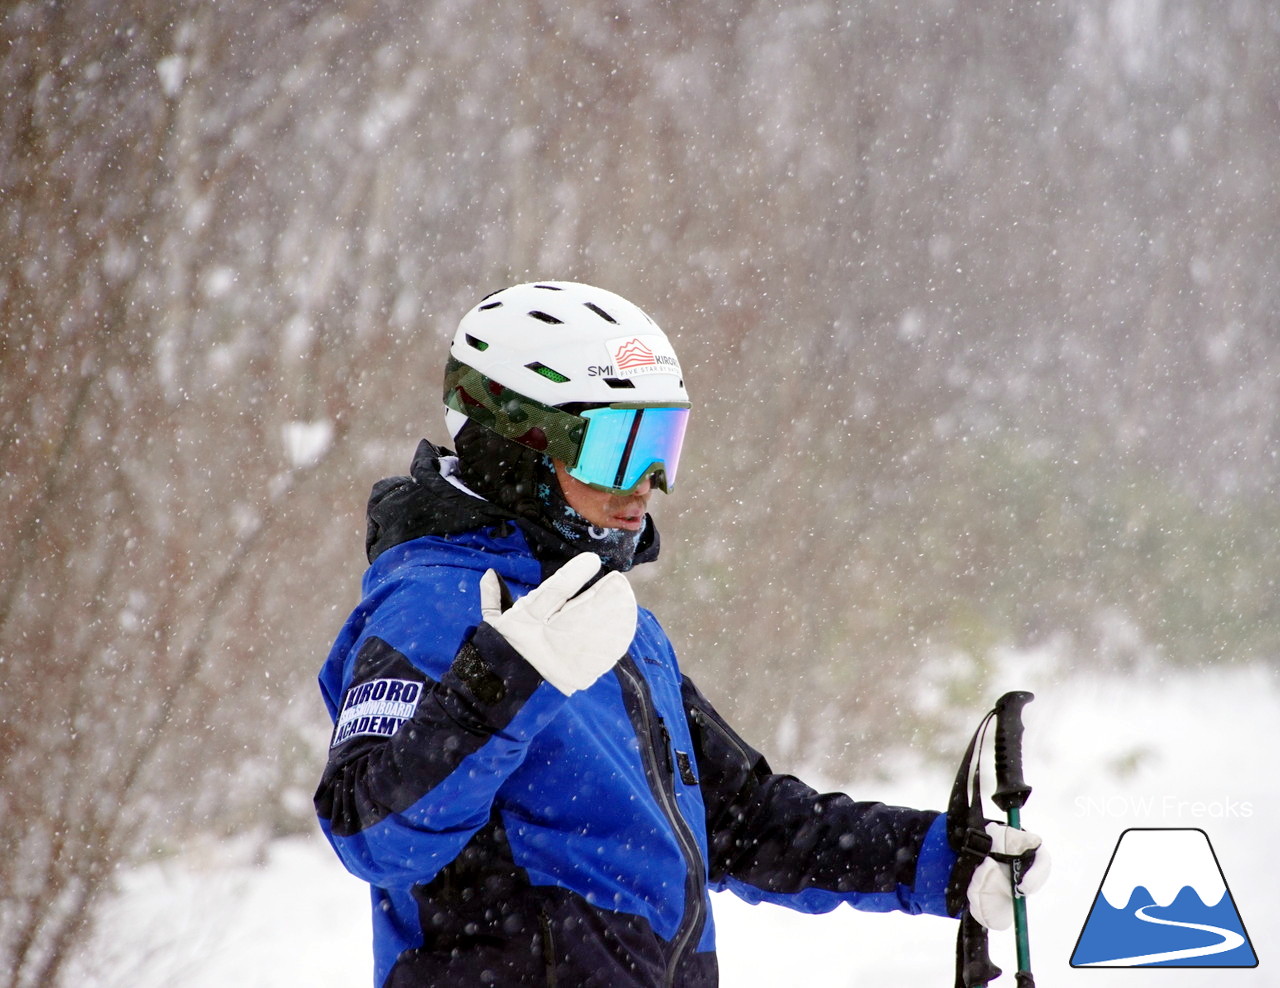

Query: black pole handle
[992,691,1034,812]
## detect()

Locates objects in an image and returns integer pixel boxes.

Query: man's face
[553,460,653,532]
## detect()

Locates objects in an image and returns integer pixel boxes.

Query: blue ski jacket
[315,442,957,987]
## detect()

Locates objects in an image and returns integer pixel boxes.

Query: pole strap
[947,707,1002,988]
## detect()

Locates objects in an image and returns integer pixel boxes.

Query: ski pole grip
[992,691,1034,812]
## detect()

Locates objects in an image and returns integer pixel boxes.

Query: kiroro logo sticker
[607,335,681,378]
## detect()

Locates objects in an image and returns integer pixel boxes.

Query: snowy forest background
[3,1,1279,985]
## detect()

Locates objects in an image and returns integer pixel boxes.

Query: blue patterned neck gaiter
[533,457,644,572]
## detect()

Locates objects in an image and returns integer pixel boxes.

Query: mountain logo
[1070,828,1257,968]
[607,336,681,378]
[612,337,658,371]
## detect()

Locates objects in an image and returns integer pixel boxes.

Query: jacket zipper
[617,661,706,986]
[689,706,754,777]
[538,910,558,988]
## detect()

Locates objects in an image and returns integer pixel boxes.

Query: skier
[314,281,1047,987]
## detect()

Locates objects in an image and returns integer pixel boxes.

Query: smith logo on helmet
[607,336,681,378]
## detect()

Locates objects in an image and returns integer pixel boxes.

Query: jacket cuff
[913,813,961,917]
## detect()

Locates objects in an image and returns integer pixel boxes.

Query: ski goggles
[444,358,690,495]
[567,404,690,495]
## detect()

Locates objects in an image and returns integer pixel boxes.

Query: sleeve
[681,676,957,918]
[314,576,568,890]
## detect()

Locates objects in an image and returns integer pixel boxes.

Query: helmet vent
[526,362,570,383]
[533,284,564,291]
[584,302,618,324]
[603,377,635,389]
[464,334,490,351]
[479,301,502,311]
[527,310,564,325]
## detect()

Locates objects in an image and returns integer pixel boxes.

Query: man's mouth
[607,505,647,530]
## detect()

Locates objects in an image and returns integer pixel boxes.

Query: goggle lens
[569,406,690,494]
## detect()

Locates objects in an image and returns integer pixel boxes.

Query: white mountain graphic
[1099,829,1225,909]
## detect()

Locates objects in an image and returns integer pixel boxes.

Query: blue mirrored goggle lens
[569,406,690,494]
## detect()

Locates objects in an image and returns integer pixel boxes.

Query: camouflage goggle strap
[443,357,587,466]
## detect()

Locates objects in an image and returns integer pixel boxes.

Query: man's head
[443,282,690,518]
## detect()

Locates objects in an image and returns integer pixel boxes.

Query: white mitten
[480,552,637,696]
[967,822,1051,931]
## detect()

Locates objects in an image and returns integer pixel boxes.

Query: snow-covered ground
[82,662,1278,987]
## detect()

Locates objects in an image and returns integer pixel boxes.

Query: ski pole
[991,691,1035,988]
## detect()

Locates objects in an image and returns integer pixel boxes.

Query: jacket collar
[365,440,661,576]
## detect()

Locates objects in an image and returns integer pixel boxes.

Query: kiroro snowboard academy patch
[1070,828,1257,968]
[331,678,422,747]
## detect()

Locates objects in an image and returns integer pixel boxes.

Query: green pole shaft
[1008,806,1032,976]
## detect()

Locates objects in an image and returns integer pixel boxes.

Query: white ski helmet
[443,281,691,493]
